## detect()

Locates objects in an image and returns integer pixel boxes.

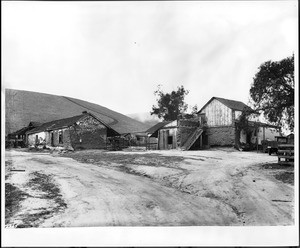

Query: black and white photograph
[2,1,298,246]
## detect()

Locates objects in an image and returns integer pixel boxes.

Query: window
[58,131,63,144]
[168,136,173,145]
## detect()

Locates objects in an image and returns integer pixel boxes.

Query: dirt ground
[5,147,294,227]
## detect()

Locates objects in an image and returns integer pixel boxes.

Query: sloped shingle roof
[244,120,280,128]
[146,121,172,134]
[9,126,30,136]
[26,113,119,135]
[199,97,253,113]
[29,121,42,127]
[215,97,252,111]
[9,122,42,136]
[26,114,86,134]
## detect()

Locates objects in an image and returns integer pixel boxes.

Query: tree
[181,104,199,119]
[250,54,294,131]
[151,85,189,121]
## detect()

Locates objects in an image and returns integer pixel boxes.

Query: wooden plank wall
[200,99,232,126]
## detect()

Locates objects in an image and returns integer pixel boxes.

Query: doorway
[50,132,54,146]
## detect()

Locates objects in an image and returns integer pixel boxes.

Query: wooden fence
[146,142,158,150]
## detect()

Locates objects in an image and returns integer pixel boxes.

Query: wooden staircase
[181,127,203,151]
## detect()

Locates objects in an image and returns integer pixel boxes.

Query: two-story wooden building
[198,97,280,148]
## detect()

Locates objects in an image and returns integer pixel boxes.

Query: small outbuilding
[26,112,119,150]
[145,121,172,149]
[147,118,208,150]
[6,121,41,148]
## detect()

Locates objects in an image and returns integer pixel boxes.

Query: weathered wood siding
[158,127,177,150]
[200,99,232,126]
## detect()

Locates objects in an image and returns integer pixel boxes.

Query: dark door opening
[51,132,54,146]
[190,136,201,150]
[203,132,208,146]
[246,132,251,144]
[58,131,63,144]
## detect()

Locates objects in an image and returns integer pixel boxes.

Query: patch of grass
[30,158,54,164]
[16,209,54,228]
[260,163,294,185]
[5,183,30,224]
[62,151,185,169]
[203,192,221,200]
[12,172,68,228]
[275,172,294,185]
[27,172,67,206]
[5,160,13,180]
[261,163,294,171]
[5,160,13,167]
[117,165,152,179]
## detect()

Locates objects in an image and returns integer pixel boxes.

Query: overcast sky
[2,1,297,116]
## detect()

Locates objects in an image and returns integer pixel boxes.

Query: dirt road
[5,149,294,227]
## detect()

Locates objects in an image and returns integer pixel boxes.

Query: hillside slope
[5,89,148,135]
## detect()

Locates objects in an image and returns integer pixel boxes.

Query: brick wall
[206,126,236,146]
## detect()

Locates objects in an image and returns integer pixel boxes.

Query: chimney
[82,110,88,114]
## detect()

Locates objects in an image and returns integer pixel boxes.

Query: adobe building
[26,112,119,150]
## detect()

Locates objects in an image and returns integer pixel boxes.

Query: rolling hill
[5,89,149,135]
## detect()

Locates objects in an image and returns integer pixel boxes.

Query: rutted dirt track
[5,148,294,227]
